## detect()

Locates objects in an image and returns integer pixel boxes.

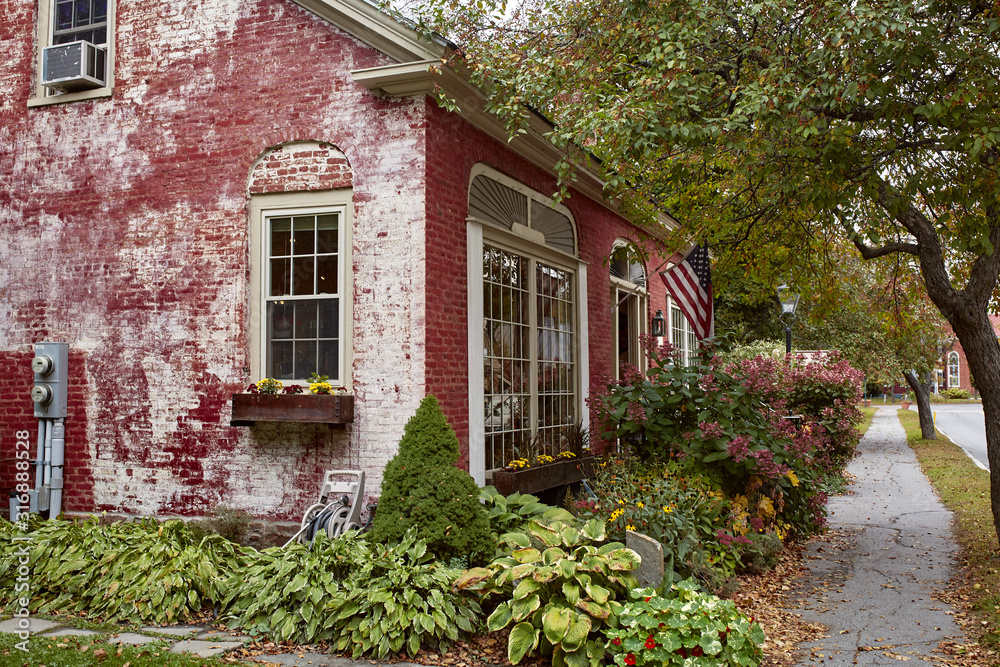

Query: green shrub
[1,515,242,624]
[944,387,971,399]
[455,518,639,666]
[605,580,764,667]
[369,395,494,564]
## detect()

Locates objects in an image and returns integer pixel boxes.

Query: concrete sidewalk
[788,406,966,665]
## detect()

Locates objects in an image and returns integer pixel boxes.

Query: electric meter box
[31,342,68,418]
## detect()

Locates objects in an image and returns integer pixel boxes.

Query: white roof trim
[291,0,441,63]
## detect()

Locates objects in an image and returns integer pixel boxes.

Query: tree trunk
[903,370,935,439]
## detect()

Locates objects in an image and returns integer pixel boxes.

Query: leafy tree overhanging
[403,0,1000,540]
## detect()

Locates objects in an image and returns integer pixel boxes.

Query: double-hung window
[250,191,352,387]
[31,0,116,105]
[670,304,697,365]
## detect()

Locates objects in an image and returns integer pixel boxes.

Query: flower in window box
[249,378,284,394]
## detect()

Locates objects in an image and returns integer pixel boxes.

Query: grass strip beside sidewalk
[898,409,1000,663]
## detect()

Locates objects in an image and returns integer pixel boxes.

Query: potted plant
[491,450,597,496]
[230,375,354,426]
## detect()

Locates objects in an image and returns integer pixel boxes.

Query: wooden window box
[230,393,354,426]
[491,457,596,496]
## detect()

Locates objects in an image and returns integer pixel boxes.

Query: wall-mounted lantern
[651,310,667,337]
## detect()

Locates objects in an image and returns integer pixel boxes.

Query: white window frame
[948,351,960,389]
[669,299,697,365]
[29,0,116,107]
[249,190,353,389]
[609,240,648,379]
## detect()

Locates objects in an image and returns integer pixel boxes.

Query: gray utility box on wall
[31,342,69,419]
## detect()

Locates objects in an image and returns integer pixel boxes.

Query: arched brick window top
[468,165,577,256]
[249,142,352,195]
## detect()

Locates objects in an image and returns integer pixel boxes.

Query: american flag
[659,244,714,342]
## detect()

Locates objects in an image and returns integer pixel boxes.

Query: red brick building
[0,0,682,525]
[936,315,1000,396]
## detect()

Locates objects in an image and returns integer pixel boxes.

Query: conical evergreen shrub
[369,395,494,563]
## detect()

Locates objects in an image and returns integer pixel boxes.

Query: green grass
[898,409,1000,658]
[0,632,241,666]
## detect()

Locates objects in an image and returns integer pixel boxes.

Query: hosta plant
[220,529,360,643]
[605,580,765,667]
[327,528,481,659]
[2,515,242,625]
[455,518,639,667]
[479,486,576,538]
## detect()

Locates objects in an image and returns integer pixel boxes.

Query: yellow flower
[662,506,673,514]
[618,499,625,505]
[636,502,644,509]
[626,524,635,531]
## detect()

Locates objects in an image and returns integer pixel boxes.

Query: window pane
[292,257,315,295]
[295,341,317,379]
[294,300,318,338]
[270,217,292,255]
[316,255,338,294]
[318,340,339,380]
[292,217,315,255]
[74,0,90,26]
[57,1,73,30]
[318,298,339,338]
[92,26,106,44]
[267,301,293,339]
[269,258,291,296]
[316,214,338,253]
[93,0,107,22]
[268,341,294,379]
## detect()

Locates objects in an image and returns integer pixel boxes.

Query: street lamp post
[776,284,801,357]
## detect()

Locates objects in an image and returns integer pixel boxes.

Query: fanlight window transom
[469,173,576,255]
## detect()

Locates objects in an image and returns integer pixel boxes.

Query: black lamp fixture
[776,283,801,356]
[651,309,667,337]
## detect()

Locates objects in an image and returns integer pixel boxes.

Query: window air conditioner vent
[42,41,106,92]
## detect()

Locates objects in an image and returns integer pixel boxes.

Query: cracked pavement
[788,407,965,665]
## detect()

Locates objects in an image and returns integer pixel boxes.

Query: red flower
[612,637,622,646]
[644,637,656,649]
[644,596,652,602]
[625,653,637,665]
[691,646,704,657]
[675,648,688,658]
[658,622,665,628]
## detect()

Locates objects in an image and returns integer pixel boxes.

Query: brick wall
[0,0,427,521]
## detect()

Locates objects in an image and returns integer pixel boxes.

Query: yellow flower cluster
[556,451,577,460]
[310,382,334,395]
[507,458,531,471]
[662,504,676,514]
[536,454,555,465]
[610,508,624,521]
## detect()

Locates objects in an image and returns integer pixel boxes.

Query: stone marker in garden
[626,529,663,587]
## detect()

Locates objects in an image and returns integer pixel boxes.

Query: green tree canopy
[405,0,1000,540]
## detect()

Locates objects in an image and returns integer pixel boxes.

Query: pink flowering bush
[591,336,864,538]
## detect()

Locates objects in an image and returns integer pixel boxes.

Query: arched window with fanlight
[609,241,648,379]
[948,351,960,389]
[466,164,586,485]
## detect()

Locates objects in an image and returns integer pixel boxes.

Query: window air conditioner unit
[42,41,106,92]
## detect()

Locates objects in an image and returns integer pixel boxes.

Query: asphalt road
[930,402,988,470]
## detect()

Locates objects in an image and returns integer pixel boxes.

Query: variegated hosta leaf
[508,621,540,664]
[512,547,542,563]
[541,603,572,644]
